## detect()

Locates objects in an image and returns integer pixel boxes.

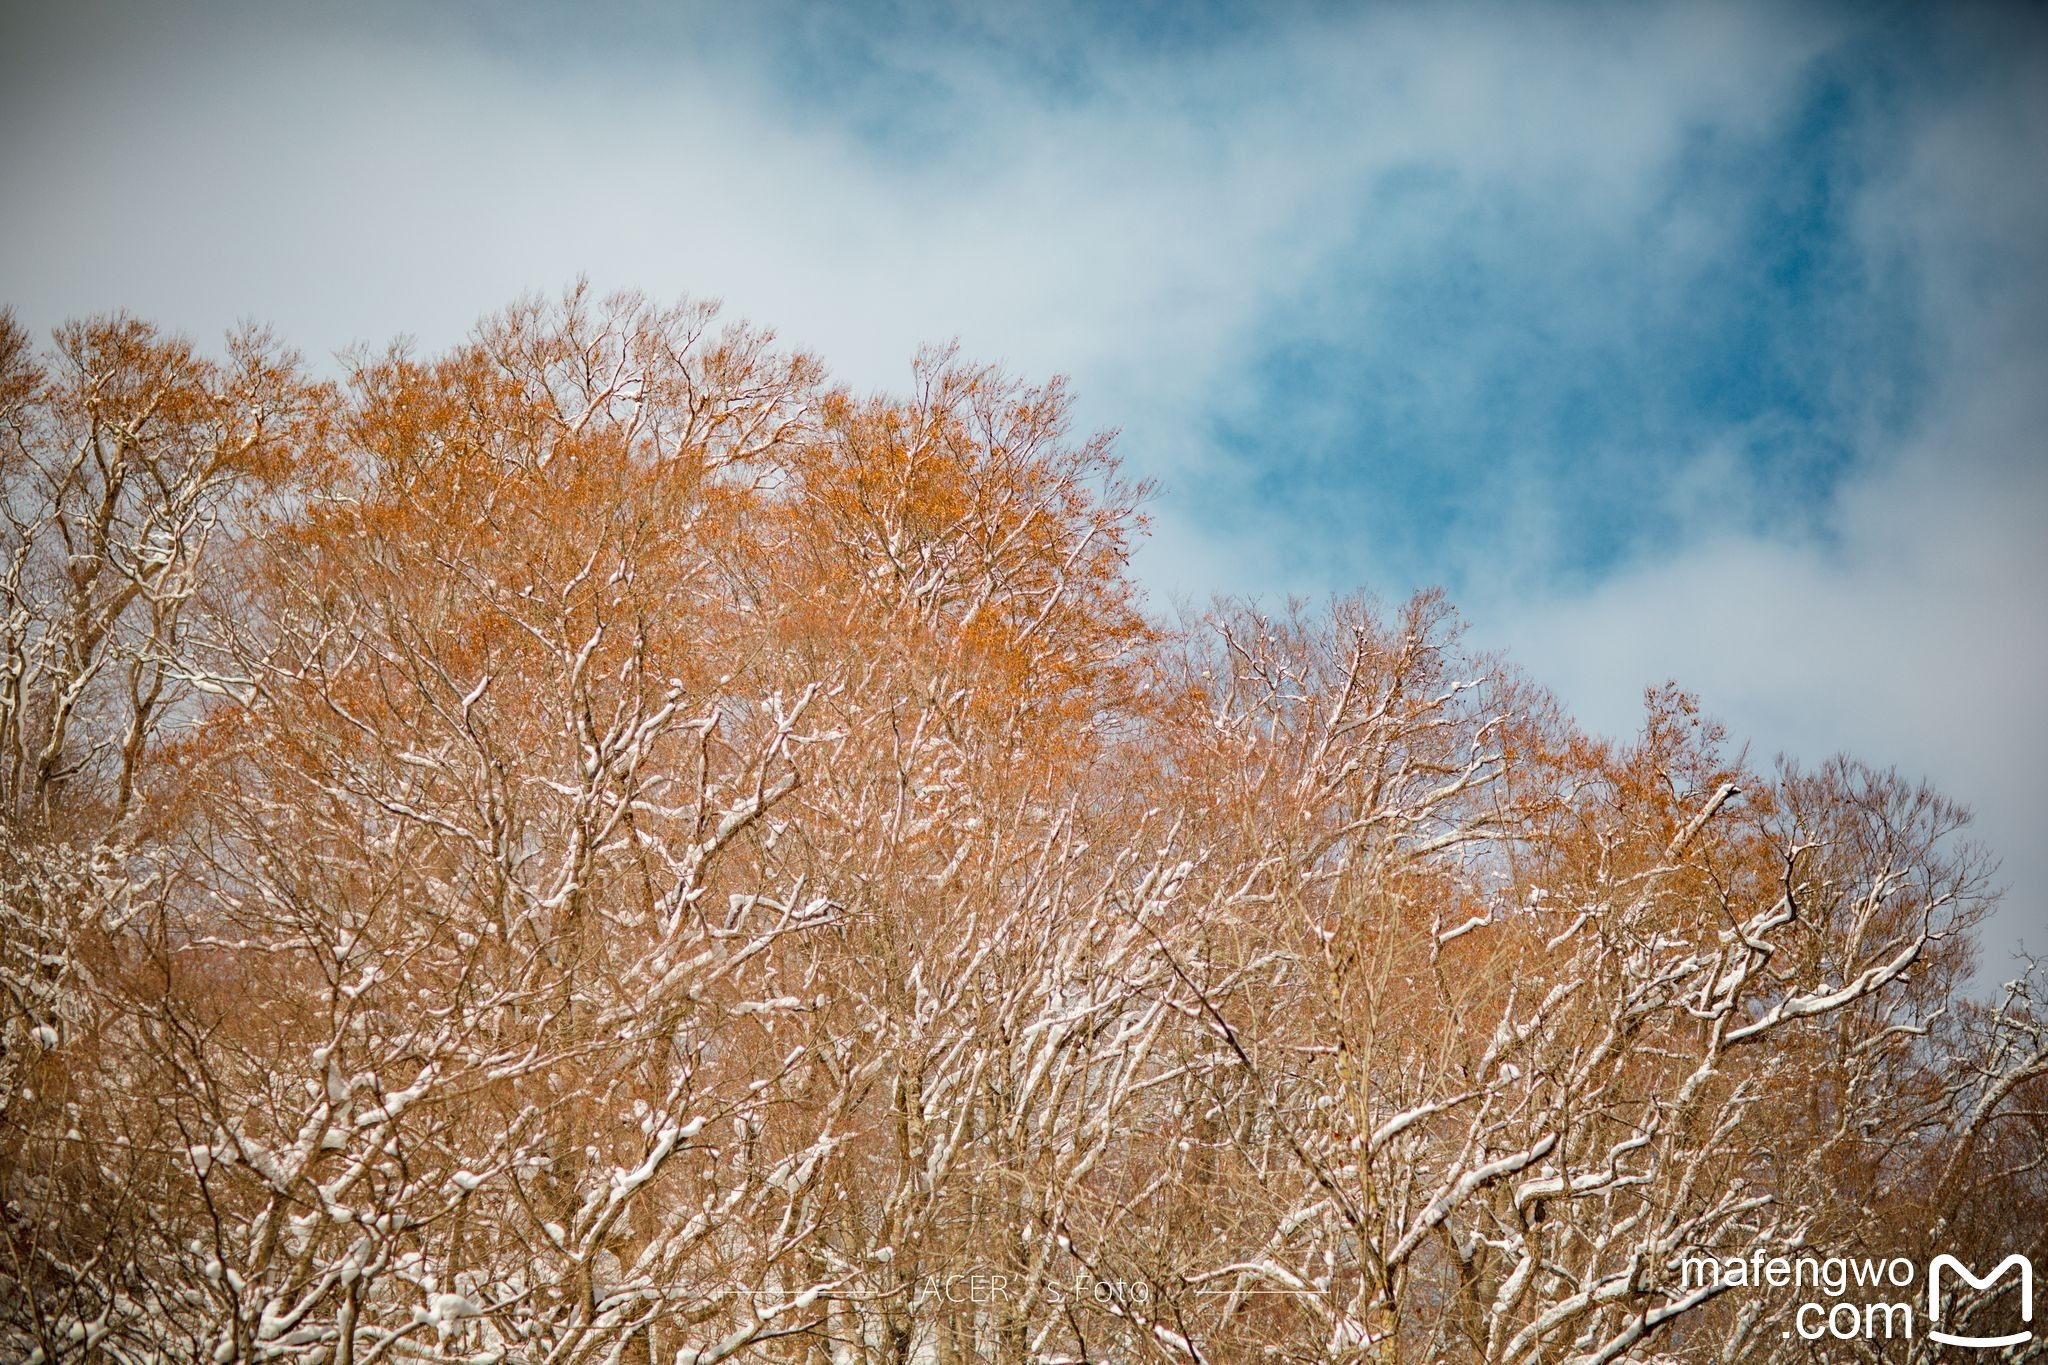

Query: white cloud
[0,1,1826,421]
[1469,34,2048,973]
[1472,447,2048,977]
[1,0,2038,973]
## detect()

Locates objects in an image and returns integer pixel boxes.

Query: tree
[1,288,2039,1364]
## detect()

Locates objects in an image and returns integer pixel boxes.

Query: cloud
[0,0,2040,974]
[0,2,1831,438]
[1473,450,2048,977]
[1469,15,2048,974]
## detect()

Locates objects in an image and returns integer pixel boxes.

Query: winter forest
[1,286,2044,1364]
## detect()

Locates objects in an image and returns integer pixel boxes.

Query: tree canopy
[3,287,2042,1364]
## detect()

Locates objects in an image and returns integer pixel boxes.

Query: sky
[2,0,2043,982]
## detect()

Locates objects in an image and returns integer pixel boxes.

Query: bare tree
[2,292,2039,1365]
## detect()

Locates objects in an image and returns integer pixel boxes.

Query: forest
[2,285,2043,1363]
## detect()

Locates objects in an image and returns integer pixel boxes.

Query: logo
[1928,1254,2033,1349]
[1677,1248,2036,1346]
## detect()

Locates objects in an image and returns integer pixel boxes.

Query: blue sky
[2,0,2043,976]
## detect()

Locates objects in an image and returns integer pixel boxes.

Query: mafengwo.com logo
[1928,1256,2034,1350]
[1680,1250,2034,1347]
